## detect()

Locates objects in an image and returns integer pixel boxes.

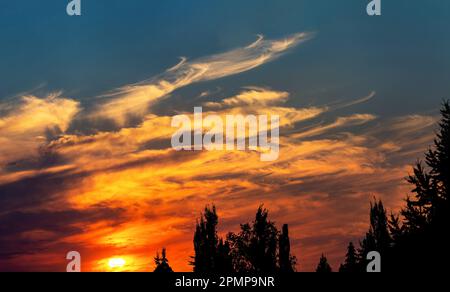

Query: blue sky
[1,0,450,116]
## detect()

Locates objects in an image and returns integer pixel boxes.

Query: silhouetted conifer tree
[426,101,450,208]
[154,248,173,272]
[316,254,332,273]
[339,242,358,272]
[388,213,403,243]
[403,101,450,227]
[345,101,450,272]
[389,100,450,271]
[358,199,392,271]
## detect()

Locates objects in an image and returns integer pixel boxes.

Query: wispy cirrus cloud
[292,114,377,139]
[204,87,290,108]
[88,33,312,126]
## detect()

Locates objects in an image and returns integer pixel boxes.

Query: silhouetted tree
[403,102,450,228]
[191,206,233,272]
[216,239,233,273]
[388,100,450,271]
[227,223,253,272]
[339,242,358,272]
[426,101,450,211]
[226,206,297,272]
[358,199,392,271]
[227,206,278,272]
[154,248,173,272]
[316,254,332,273]
[371,200,392,254]
[279,224,296,272]
[388,213,403,243]
[344,101,450,272]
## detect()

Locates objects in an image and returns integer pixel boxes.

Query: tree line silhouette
[154,205,296,273]
[154,101,450,273]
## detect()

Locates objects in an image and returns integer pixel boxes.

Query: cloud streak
[89,33,312,126]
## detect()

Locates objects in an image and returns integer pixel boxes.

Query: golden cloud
[0,94,80,170]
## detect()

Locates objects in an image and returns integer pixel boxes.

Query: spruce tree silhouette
[388,213,403,243]
[388,100,450,271]
[337,100,450,272]
[339,242,358,272]
[154,248,174,272]
[191,206,233,272]
[358,199,392,271]
[316,254,332,273]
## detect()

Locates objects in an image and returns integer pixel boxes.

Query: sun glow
[108,258,126,269]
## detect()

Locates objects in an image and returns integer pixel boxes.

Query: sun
[108,258,126,269]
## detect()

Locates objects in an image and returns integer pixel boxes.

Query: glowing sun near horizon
[108,258,126,269]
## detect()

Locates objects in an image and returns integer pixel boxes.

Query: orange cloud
[1,87,436,272]
[0,32,438,272]
[0,94,80,174]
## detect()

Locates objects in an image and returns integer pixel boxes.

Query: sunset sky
[1,0,450,272]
